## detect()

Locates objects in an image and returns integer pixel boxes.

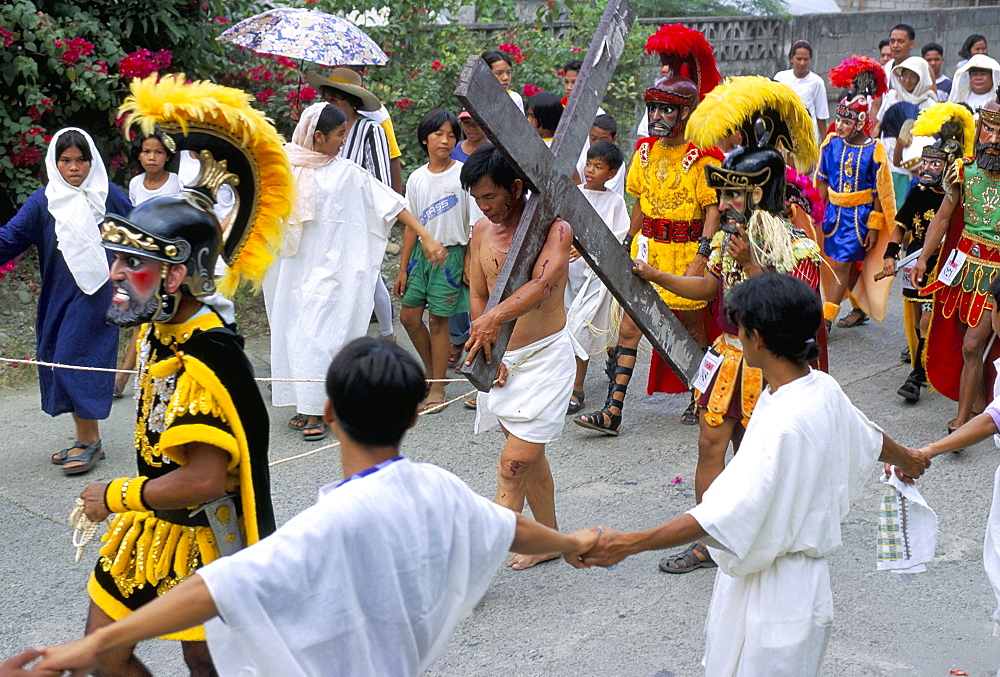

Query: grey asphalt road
[2,291,999,676]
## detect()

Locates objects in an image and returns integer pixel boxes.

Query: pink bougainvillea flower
[395,98,413,111]
[431,60,444,71]
[521,84,541,97]
[671,476,682,484]
[255,88,275,104]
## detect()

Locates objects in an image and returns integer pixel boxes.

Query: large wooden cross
[455,0,703,392]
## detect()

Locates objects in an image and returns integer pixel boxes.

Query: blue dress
[0,186,132,419]
[817,136,881,263]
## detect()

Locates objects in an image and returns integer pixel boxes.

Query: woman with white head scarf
[0,128,131,474]
[267,103,446,441]
[949,53,1000,110]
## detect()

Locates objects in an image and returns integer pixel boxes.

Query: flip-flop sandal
[464,396,478,410]
[566,390,585,416]
[658,542,717,574]
[448,344,463,368]
[52,441,86,465]
[288,413,309,431]
[420,401,448,415]
[301,421,329,441]
[61,441,105,476]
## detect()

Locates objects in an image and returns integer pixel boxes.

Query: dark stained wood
[456,0,703,391]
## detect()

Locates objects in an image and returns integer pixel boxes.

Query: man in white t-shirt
[774,40,829,143]
[30,337,597,677]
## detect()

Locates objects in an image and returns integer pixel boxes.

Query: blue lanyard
[335,456,404,489]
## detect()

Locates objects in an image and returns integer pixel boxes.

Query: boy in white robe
[31,337,597,677]
[573,274,930,676]
[565,141,629,415]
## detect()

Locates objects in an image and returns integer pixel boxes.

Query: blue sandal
[60,441,105,475]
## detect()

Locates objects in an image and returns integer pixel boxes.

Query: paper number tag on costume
[937,249,967,287]
[693,348,724,393]
[636,235,649,263]
[900,261,915,291]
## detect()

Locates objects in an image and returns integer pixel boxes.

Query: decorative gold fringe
[687,76,820,170]
[118,74,293,296]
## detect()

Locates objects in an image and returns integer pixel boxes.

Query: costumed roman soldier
[77,74,292,673]
[629,76,823,573]
[817,61,897,331]
[575,23,722,436]
[882,103,975,403]
[914,97,1000,433]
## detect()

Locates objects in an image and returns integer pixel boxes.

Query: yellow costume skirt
[694,334,763,428]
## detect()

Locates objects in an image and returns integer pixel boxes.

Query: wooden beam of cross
[455,0,704,392]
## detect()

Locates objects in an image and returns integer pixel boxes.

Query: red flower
[58,37,94,65]
[570,47,583,53]
[10,146,41,168]
[498,43,520,55]
[214,16,229,23]
[110,154,126,171]
[431,60,444,71]
[28,107,42,122]
[299,86,316,103]
[0,28,14,48]
[396,98,413,111]
[27,126,44,136]
[118,49,172,80]
[275,56,297,69]
[43,135,52,143]
[521,84,541,97]
[256,88,275,104]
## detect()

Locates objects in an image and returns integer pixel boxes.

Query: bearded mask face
[646,101,685,138]
[106,253,165,327]
[917,155,946,187]
[718,189,752,232]
[976,117,1000,174]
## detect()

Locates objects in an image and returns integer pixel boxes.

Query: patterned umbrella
[217,7,388,66]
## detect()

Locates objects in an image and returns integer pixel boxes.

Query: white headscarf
[948,54,1000,107]
[281,102,337,257]
[44,128,110,295]
[890,57,937,109]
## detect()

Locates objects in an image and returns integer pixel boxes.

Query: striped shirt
[340,117,392,187]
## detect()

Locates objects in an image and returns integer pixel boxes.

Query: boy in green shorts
[395,109,471,412]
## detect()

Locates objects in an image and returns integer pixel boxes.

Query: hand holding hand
[562,526,601,568]
[578,526,631,569]
[895,447,932,483]
[0,648,56,677]
[33,637,100,677]
[80,483,110,522]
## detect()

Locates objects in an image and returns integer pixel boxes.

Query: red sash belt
[641,216,703,244]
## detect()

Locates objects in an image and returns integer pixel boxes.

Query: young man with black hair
[923,42,952,97]
[395,108,470,413]
[462,144,577,570]
[30,337,597,676]
[575,274,930,674]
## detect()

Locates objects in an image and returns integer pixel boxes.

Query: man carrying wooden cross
[462,146,576,570]
[575,24,723,435]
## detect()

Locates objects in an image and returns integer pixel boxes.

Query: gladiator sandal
[574,345,637,436]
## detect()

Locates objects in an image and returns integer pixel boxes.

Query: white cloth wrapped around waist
[474,328,575,444]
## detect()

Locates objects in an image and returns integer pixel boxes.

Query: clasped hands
[562,525,631,569]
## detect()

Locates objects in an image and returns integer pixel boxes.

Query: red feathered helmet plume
[644,24,721,101]
[828,55,888,98]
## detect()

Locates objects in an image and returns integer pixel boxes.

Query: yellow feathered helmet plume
[687,76,820,273]
[688,75,819,172]
[113,74,293,300]
[912,102,976,167]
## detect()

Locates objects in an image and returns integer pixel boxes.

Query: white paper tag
[937,248,967,287]
[636,235,649,263]
[900,261,915,291]
[693,348,724,393]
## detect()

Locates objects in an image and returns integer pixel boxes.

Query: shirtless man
[461,144,576,570]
